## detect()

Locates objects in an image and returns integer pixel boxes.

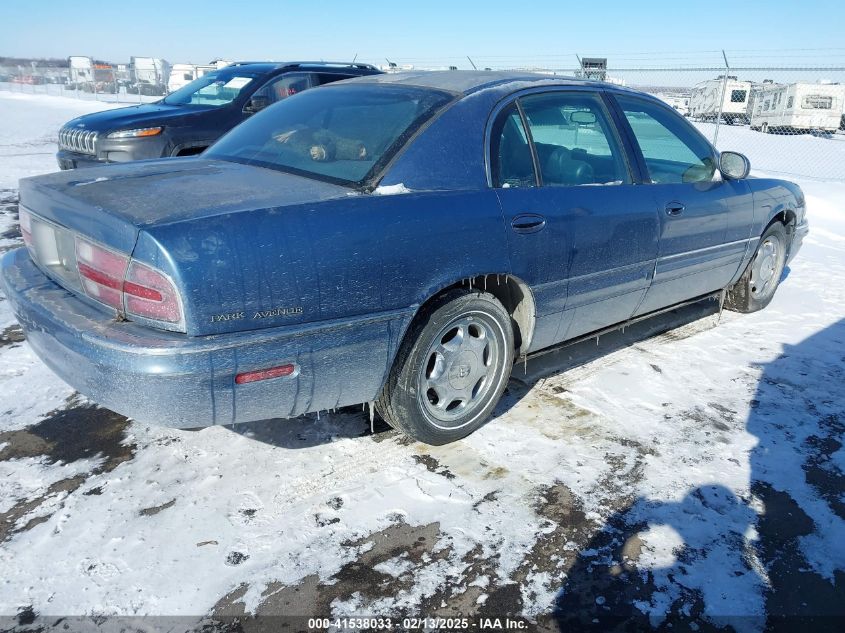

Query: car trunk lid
[21,158,351,234]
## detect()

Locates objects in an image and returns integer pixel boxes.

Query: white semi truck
[67,56,115,93]
[129,57,171,96]
[749,82,845,134]
[689,76,752,124]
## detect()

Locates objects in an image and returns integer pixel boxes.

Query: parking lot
[1,90,844,630]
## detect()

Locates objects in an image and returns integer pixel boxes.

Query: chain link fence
[2,57,844,180]
[0,58,164,104]
[0,77,161,104]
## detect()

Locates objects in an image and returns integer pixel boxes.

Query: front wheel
[377,289,514,445]
[725,222,787,313]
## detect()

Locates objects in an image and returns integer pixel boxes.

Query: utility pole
[713,50,730,148]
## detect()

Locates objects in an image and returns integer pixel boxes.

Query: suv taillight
[75,236,183,327]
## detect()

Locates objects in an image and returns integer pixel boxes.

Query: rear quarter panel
[139,190,510,337]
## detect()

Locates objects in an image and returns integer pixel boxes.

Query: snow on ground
[0,91,123,191]
[0,91,844,629]
[695,120,845,181]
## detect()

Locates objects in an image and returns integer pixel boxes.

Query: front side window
[615,95,716,184]
[802,95,833,110]
[207,84,452,186]
[490,104,536,188]
[519,92,629,186]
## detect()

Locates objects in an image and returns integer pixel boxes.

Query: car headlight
[107,127,163,139]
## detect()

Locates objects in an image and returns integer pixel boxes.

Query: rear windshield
[206,84,453,186]
[162,71,259,106]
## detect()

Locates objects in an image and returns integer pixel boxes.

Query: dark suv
[55,61,381,169]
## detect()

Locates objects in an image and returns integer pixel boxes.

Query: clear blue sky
[3,0,845,67]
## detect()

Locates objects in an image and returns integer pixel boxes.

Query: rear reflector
[235,364,297,385]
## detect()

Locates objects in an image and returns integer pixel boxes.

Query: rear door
[492,89,661,350]
[610,94,753,315]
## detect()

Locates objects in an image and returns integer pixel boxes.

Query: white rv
[689,76,752,124]
[167,63,216,92]
[655,92,691,116]
[749,82,845,133]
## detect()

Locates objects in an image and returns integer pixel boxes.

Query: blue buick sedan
[1,72,808,444]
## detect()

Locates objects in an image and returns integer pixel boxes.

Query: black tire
[725,222,788,313]
[376,288,514,445]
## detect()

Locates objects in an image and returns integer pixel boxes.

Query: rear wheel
[377,289,514,445]
[725,222,787,313]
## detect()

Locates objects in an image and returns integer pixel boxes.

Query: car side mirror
[720,151,750,180]
[244,95,270,114]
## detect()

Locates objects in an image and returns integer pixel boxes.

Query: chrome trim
[658,238,752,262]
[58,126,98,155]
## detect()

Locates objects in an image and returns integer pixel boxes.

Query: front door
[612,94,753,315]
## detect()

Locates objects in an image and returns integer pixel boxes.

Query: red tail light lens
[76,237,128,309]
[124,260,182,324]
[74,236,183,328]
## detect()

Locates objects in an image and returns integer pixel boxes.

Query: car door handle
[665,202,685,217]
[511,214,547,234]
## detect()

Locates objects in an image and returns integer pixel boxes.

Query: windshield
[162,71,259,106]
[206,84,453,186]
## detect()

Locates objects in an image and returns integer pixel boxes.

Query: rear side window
[251,72,314,107]
[490,104,536,188]
[520,92,630,186]
[615,95,716,184]
[316,73,356,85]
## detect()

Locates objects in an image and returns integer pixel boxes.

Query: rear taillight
[75,236,183,327]
[124,260,182,324]
[76,237,128,310]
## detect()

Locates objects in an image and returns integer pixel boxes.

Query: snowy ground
[0,91,843,631]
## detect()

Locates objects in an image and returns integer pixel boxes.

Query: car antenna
[467,56,478,70]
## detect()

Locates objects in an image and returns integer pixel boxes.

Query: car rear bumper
[1,248,412,427]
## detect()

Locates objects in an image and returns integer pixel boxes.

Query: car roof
[344,70,640,96]
[217,61,380,74]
